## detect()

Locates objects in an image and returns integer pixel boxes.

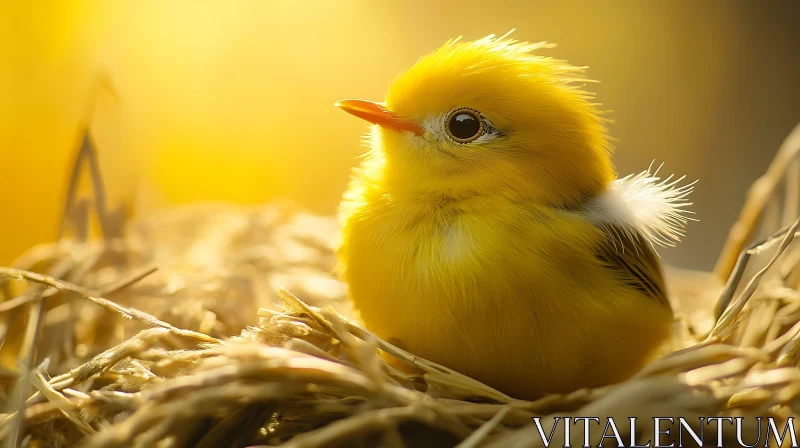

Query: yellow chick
[335,34,693,399]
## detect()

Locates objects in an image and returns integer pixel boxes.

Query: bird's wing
[583,165,696,308]
[594,224,671,308]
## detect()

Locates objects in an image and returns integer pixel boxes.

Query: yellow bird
[335,34,694,399]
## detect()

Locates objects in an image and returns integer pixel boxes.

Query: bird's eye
[445,109,484,143]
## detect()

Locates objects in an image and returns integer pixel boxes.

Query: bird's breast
[340,196,565,312]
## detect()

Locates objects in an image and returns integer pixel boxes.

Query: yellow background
[1,1,799,270]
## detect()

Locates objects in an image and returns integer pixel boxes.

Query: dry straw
[1,123,800,447]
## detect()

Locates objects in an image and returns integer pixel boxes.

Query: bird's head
[336,33,615,207]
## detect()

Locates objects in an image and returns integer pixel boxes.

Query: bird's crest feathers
[397,32,590,86]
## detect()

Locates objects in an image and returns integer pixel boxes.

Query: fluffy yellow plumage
[335,34,693,399]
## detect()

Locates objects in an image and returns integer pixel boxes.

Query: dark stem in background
[58,73,125,244]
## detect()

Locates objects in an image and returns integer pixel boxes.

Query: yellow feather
[336,34,679,399]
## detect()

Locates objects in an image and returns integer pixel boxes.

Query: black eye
[446,109,484,143]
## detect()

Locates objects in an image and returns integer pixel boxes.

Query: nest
[1,124,800,447]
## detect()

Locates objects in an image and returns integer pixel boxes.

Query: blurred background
[1,0,798,271]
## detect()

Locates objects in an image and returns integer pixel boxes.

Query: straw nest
[2,124,800,447]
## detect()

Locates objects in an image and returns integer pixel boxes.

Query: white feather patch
[585,163,696,250]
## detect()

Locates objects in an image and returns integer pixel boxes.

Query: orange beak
[335,99,422,135]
